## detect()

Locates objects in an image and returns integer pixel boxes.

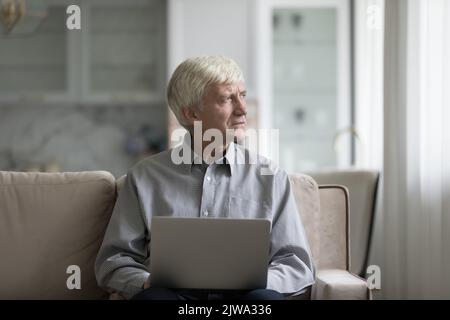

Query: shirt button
[206,176,211,182]
[204,210,209,217]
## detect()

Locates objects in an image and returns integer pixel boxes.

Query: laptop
[149,216,271,290]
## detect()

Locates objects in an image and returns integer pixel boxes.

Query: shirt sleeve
[266,170,315,296]
[94,171,150,300]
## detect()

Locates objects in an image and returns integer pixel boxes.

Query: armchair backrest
[307,170,379,276]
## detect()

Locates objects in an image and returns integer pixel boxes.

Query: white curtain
[354,0,384,170]
[353,0,385,300]
[381,0,450,299]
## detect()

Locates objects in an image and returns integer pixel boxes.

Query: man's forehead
[211,82,246,93]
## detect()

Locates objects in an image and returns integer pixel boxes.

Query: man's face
[191,82,247,142]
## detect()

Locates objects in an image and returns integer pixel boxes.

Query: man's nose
[233,96,247,115]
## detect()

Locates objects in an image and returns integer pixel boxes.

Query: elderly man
[95,56,314,300]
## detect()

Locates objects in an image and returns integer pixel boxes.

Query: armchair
[308,170,380,277]
[289,174,371,299]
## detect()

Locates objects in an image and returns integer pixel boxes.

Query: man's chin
[232,128,247,143]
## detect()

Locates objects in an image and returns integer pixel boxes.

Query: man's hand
[143,275,151,289]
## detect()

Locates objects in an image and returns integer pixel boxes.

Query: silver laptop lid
[149,217,271,290]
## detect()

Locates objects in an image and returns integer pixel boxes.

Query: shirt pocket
[228,195,271,219]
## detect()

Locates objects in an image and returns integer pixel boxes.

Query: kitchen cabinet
[0,0,166,105]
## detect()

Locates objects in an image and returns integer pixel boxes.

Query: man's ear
[181,106,199,126]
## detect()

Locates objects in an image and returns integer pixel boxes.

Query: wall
[0,104,166,178]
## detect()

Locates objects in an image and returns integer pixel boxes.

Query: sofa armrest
[312,269,370,300]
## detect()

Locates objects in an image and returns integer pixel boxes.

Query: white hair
[167,56,245,128]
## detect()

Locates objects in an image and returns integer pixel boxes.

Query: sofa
[0,170,370,300]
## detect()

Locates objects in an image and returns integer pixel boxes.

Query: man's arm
[267,170,315,296]
[95,172,150,299]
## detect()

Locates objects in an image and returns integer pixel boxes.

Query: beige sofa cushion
[0,171,115,299]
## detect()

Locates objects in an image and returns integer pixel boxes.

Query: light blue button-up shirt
[95,135,315,299]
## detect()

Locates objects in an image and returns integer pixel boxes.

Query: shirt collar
[179,132,237,175]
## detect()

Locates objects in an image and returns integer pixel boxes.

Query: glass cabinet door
[88,0,166,99]
[272,3,350,173]
[0,5,67,95]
